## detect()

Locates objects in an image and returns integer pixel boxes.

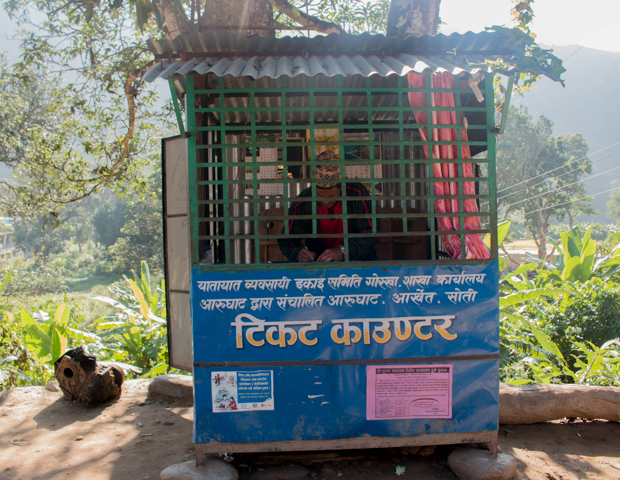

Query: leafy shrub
[2,257,68,297]
[91,261,170,378]
[62,240,114,277]
[499,224,620,385]
[523,278,620,361]
[0,269,97,389]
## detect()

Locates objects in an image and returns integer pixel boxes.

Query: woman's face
[316,186,341,209]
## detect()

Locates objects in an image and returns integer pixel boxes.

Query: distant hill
[512,45,620,223]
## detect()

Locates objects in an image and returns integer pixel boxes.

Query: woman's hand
[316,247,344,262]
[297,248,317,262]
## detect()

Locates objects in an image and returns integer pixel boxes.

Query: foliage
[10,182,163,278]
[484,25,565,92]
[0,3,164,220]
[549,222,619,243]
[499,223,620,387]
[0,272,48,389]
[287,0,390,34]
[502,315,620,386]
[16,302,99,366]
[606,188,620,224]
[1,275,101,389]
[2,257,69,297]
[91,261,169,377]
[107,171,164,275]
[0,51,64,170]
[497,106,595,259]
[521,279,620,364]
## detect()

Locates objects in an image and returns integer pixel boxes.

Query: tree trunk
[200,0,275,37]
[500,383,620,424]
[566,208,574,229]
[537,222,547,260]
[155,0,194,39]
[386,0,441,38]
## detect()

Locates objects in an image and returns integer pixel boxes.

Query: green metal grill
[185,71,498,271]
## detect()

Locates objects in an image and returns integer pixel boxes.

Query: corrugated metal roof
[147,30,518,57]
[143,53,504,83]
[143,30,557,84]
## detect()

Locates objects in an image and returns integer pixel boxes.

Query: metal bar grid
[186,73,496,270]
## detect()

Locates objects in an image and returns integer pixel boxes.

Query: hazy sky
[440,0,620,52]
[1,0,619,59]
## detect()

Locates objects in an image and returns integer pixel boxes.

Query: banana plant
[0,355,32,385]
[545,224,620,283]
[91,261,167,376]
[19,304,99,365]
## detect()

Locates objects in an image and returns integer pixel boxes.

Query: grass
[66,272,121,292]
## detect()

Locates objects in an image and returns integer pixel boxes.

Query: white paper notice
[211,370,274,413]
[366,365,452,420]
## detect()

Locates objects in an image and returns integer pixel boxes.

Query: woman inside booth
[278,154,380,263]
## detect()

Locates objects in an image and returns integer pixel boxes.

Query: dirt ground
[1,381,619,480]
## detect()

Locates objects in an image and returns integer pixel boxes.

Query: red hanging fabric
[407,72,491,260]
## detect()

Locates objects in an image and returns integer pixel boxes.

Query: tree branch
[106,70,139,179]
[266,0,345,34]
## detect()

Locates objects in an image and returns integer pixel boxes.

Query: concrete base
[448,448,516,480]
[160,458,238,480]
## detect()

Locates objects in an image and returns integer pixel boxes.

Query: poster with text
[211,370,274,413]
[366,365,452,420]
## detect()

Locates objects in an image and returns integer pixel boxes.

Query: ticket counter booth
[145,29,560,464]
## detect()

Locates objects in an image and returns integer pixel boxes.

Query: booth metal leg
[195,443,207,467]
[489,430,498,457]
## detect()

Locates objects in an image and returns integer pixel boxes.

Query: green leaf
[500,288,565,308]
[579,237,596,282]
[530,325,564,362]
[601,338,620,350]
[501,262,538,283]
[508,379,533,386]
[562,255,581,282]
[499,257,508,273]
[98,360,142,373]
[51,328,68,363]
[484,220,511,248]
[54,304,70,327]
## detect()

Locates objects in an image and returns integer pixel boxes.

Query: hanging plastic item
[407,72,491,260]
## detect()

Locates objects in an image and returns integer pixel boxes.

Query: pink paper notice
[366,365,452,420]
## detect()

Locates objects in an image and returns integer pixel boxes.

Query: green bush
[523,278,620,361]
[2,257,69,297]
[91,261,172,378]
[499,224,620,386]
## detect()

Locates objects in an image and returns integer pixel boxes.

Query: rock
[148,375,193,405]
[45,381,60,392]
[500,383,620,424]
[448,448,516,480]
[250,465,311,480]
[401,446,421,455]
[160,458,238,480]
[419,446,436,457]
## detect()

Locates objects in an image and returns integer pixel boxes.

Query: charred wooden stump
[54,347,125,406]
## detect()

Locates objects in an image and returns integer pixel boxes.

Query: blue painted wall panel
[193,360,499,443]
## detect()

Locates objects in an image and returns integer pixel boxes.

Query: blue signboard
[192,263,499,363]
[191,263,499,444]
